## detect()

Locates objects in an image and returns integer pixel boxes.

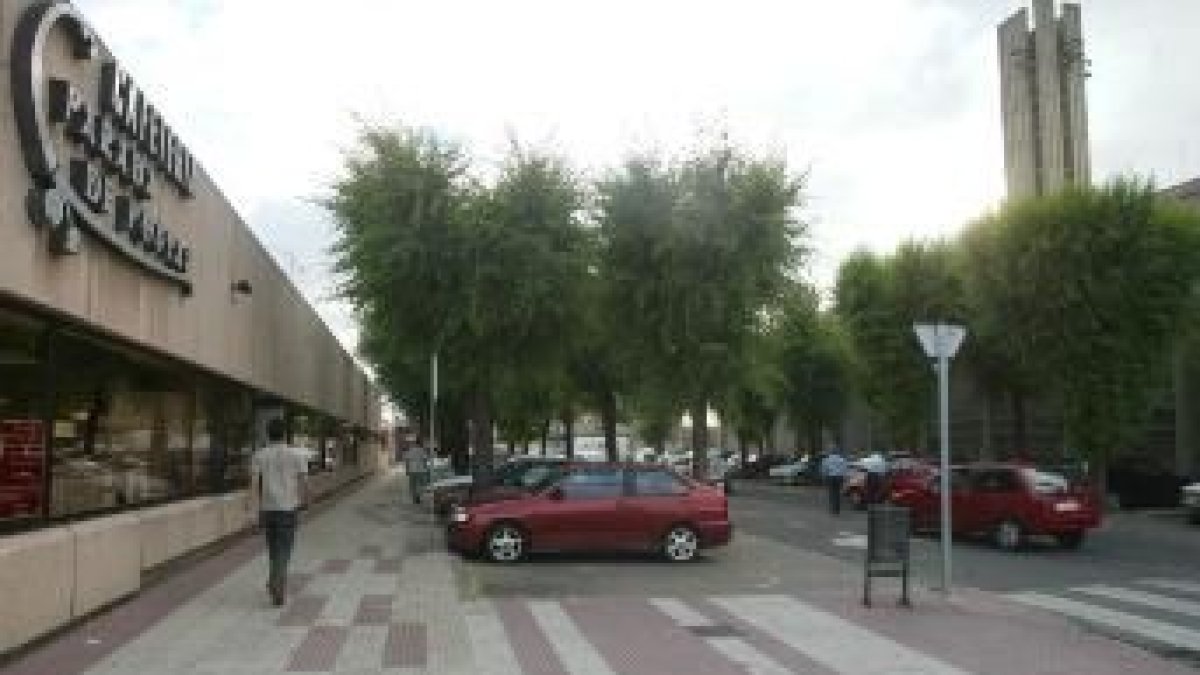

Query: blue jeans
[260,510,298,590]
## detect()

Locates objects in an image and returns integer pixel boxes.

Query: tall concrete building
[997,0,1091,198]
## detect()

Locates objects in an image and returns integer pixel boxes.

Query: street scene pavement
[3,471,1197,675]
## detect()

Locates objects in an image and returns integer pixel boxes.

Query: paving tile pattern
[5,472,1195,675]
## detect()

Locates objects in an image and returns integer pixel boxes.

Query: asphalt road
[729,479,1200,594]
[448,479,1200,666]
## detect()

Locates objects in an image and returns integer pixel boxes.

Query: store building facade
[0,0,383,653]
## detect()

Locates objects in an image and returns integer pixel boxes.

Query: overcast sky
[75,0,1200,355]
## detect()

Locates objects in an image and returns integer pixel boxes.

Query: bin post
[864,504,912,608]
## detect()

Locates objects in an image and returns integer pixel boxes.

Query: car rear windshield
[1022,468,1071,494]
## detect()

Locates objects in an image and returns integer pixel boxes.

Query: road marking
[706,636,793,675]
[649,597,715,627]
[1073,585,1200,619]
[1140,578,1200,596]
[714,595,971,675]
[528,601,618,675]
[1009,592,1200,653]
[464,602,523,675]
[832,534,868,549]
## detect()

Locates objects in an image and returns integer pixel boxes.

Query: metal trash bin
[864,504,911,607]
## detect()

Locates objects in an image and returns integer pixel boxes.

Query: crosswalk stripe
[1073,585,1200,619]
[715,595,972,675]
[464,602,524,675]
[1009,592,1200,653]
[649,597,714,627]
[706,636,793,675]
[1139,578,1200,596]
[528,601,618,675]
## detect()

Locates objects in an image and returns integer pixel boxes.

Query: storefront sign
[12,1,194,294]
[0,420,45,518]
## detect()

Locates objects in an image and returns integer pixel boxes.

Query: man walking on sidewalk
[404,444,430,505]
[820,445,848,515]
[251,418,309,606]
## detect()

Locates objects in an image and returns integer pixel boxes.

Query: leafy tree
[776,286,852,454]
[327,126,591,484]
[834,242,966,448]
[967,179,1200,484]
[599,140,805,476]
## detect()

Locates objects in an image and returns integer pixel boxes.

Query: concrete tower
[997,0,1091,199]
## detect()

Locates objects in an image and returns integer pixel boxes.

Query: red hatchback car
[889,463,1102,550]
[447,464,732,562]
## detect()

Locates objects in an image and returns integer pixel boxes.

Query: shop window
[0,309,48,523]
[195,381,253,493]
[289,411,324,473]
[50,332,195,516]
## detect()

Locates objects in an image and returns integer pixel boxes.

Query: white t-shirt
[252,444,309,511]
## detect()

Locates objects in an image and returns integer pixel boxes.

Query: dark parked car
[447,464,732,562]
[729,455,791,479]
[890,463,1102,550]
[425,456,573,517]
[1107,456,1188,509]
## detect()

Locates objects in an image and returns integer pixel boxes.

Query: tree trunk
[541,420,551,456]
[522,439,530,454]
[691,401,708,479]
[740,439,749,468]
[1012,391,1029,459]
[602,389,619,462]
[469,387,494,488]
[564,411,575,459]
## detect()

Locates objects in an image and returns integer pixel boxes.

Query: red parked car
[447,464,732,562]
[889,462,1101,550]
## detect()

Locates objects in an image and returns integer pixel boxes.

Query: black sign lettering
[14,3,194,294]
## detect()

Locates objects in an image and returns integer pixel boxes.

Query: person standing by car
[820,446,848,514]
[251,418,309,606]
[863,452,888,505]
[404,444,430,505]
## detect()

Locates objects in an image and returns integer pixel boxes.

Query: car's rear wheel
[994,519,1025,551]
[485,523,527,563]
[663,525,700,562]
[1057,531,1085,549]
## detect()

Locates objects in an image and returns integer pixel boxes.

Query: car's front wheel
[484,523,527,563]
[663,525,700,562]
[994,519,1025,551]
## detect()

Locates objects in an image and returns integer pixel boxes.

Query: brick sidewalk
[2,472,1193,675]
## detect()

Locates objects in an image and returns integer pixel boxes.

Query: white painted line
[1074,585,1200,619]
[832,534,868,549]
[464,601,524,675]
[714,595,971,675]
[528,601,618,675]
[1009,592,1200,653]
[649,597,715,627]
[707,636,793,675]
[1140,578,1200,596]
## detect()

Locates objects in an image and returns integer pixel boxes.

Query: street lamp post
[913,322,966,595]
[429,352,438,453]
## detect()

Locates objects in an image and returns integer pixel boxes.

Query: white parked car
[1183,482,1200,524]
[768,458,809,484]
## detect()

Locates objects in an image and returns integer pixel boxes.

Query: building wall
[0,0,377,428]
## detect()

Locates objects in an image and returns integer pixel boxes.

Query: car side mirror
[546,487,564,500]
